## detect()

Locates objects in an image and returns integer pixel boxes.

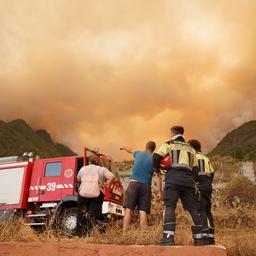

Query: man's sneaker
[194,238,209,246]
[156,235,175,246]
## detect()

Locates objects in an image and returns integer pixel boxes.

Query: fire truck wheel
[60,207,78,236]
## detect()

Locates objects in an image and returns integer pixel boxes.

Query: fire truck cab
[0,150,124,235]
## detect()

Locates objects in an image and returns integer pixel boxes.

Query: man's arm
[77,167,84,182]
[102,167,116,187]
[153,143,169,200]
[120,146,134,155]
[190,149,199,181]
[192,155,199,183]
[104,175,115,187]
[210,173,214,183]
[153,153,163,172]
[153,143,169,172]
[192,166,199,184]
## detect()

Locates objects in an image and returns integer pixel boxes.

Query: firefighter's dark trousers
[199,190,215,238]
[163,184,203,240]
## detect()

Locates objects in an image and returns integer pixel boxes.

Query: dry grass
[1,210,256,256]
[221,177,256,207]
[0,218,39,242]
[1,178,256,256]
[219,229,256,256]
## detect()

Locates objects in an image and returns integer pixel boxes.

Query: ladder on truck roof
[0,156,20,164]
[0,152,34,164]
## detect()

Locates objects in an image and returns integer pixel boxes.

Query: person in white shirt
[76,154,115,236]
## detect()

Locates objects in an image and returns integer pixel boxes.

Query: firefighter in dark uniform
[188,139,215,245]
[154,126,206,246]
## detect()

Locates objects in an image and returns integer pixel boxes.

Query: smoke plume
[1,0,256,159]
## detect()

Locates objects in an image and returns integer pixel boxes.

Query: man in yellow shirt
[188,139,215,245]
[154,126,206,246]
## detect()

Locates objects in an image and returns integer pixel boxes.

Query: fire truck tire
[58,207,78,237]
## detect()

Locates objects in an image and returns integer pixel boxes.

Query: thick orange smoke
[0,1,256,159]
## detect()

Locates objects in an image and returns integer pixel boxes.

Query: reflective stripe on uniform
[196,152,214,174]
[193,233,203,239]
[199,159,205,173]
[156,141,198,170]
[164,222,176,225]
[172,163,192,170]
[198,171,211,177]
[163,231,175,236]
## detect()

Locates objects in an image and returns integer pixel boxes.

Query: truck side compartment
[0,161,33,210]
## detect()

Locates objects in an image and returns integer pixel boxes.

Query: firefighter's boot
[207,228,215,245]
[202,229,210,245]
[156,232,175,246]
[192,226,208,246]
[194,238,208,246]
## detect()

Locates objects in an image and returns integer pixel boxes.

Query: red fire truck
[0,147,124,235]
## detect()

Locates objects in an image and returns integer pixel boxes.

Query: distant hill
[209,120,256,160]
[0,119,76,158]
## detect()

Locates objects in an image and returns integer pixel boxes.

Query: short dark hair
[188,139,201,152]
[89,154,100,165]
[146,141,156,153]
[171,125,184,135]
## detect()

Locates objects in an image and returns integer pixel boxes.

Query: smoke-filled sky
[1,0,256,159]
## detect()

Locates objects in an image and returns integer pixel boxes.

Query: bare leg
[139,210,148,230]
[123,208,133,234]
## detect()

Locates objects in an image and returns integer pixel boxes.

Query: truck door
[38,159,64,202]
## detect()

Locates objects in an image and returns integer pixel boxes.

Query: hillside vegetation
[0,119,76,158]
[209,120,256,160]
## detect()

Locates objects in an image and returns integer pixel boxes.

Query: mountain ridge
[209,120,256,160]
[0,119,76,158]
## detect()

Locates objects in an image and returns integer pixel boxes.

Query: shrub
[221,176,256,206]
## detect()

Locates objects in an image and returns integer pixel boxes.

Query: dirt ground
[0,242,227,256]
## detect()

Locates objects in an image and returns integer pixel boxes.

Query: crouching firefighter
[154,126,206,246]
[188,139,215,245]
